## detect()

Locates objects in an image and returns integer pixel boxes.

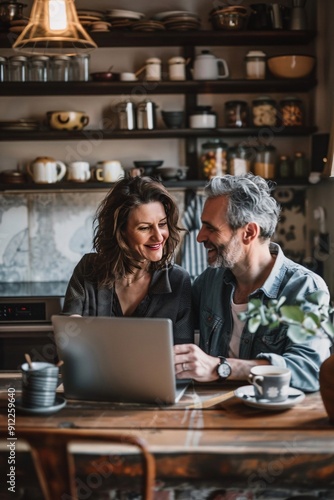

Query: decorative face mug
[27,157,67,184]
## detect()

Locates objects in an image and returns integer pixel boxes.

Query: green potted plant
[239,290,334,422]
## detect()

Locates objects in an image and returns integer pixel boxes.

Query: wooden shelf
[0,78,317,96]
[0,127,317,141]
[0,30,317,49]
[0,178,319,193]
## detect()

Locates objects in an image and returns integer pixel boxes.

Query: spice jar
[280,97,304,127]
[200,139,228,179]
[254,145,277,179]
[225,100,249,128]
[252,96,277,127]
[227,145,253,175]
[70,54,90,81]
[245,50,266,79]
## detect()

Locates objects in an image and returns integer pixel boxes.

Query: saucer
[16,396,66,415]
[234,385,305,410]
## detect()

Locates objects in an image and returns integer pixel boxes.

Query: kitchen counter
[0,281,68,298]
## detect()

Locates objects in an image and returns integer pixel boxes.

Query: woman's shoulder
[74,253,98,273]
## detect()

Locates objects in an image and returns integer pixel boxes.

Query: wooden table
[1,372,334,498]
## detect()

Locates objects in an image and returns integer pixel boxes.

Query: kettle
[193,50,229,80]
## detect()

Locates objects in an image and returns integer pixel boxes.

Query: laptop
[52,315,190,404]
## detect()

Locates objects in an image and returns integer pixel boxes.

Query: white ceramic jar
[189,106,217,129]
[245,50,266,79]
[145,57,161,81]
[168,56,186,81]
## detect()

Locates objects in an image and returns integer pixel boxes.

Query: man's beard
[210,233,242,269]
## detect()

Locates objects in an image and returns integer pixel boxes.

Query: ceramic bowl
[161,110,184,129]
[133,160,163,176]
[46,111,89,131]
[267,55,315,79]
[90,72,119,82]
[156,165,188,180]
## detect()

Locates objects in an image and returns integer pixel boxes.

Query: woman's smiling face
[124,201,169,262]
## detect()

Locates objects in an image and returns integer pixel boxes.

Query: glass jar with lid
[278,155,291,178]
[254,144,277,179]
[51,55,70,81]
[280,97,304,127]
[70,54,90,81]
[200,139,228,179]
[293,151,309,178]
[225,100,249,128]
[168,56,186,81]
[228,145,253,175]
[8,55,28,82]
[244,50,266,79]
[29,56,49,82]
[252,96,278,127]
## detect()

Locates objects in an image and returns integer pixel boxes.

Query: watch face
[218,362,231,378]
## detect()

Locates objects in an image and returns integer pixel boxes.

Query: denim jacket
[192,243,331,392]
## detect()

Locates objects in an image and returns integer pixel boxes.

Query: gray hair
[205,174,281,239]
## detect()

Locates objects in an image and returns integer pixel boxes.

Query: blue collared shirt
[192,242,332,392]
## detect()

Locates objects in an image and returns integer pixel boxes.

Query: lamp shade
[13,0,97,55]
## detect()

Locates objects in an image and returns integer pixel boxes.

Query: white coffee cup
[248,366,291,403]
[27,157,67,184]
[67,161,91,182]
[96,161,125,182]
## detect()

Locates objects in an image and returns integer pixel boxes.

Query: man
[174,173,331,392]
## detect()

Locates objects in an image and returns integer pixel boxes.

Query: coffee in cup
[248,365,291,402]
[67,161,91,182]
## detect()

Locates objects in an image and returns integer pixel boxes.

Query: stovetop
[0,281,68,298]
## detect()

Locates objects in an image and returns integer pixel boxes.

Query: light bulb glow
[48,0,68,31]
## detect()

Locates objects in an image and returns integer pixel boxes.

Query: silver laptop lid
[52,315,185,404]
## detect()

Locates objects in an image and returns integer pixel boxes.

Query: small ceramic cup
[67,161,91,182]
[248,365,291,403]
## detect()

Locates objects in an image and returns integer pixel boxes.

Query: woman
[62,176,194,344]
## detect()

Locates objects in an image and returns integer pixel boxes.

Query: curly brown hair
[92,176,182,287]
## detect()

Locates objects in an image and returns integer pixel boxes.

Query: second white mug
[67,161,91,182]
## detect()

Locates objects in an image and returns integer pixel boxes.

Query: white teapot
[193,50,229,80]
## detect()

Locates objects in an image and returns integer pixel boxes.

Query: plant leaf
[280,305,305,323]
[248,316,262,333]
[287,324,313,343]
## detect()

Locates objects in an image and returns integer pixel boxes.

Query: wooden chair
[18,427,156,500]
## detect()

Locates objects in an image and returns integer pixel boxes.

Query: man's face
[197,196,244,269]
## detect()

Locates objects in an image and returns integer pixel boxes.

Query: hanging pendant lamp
[13,0,97,56]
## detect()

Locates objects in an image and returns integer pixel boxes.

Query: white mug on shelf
[27,157,67,184]
[67,161,91,182]
[96,161,125,183]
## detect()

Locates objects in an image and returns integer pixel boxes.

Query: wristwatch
[216,356,232,381]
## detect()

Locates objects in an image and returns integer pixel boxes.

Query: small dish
[234,385,305,410]
[16,395,66,415]
[90,72,119,82]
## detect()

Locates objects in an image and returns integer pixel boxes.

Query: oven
[0,283,65,370]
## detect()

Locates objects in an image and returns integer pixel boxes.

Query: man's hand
[174,344,220,382]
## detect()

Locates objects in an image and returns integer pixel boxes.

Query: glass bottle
[293,151,309,178]
[0,56,6,82]
[278,155,291,178]
[200,139,228,179]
